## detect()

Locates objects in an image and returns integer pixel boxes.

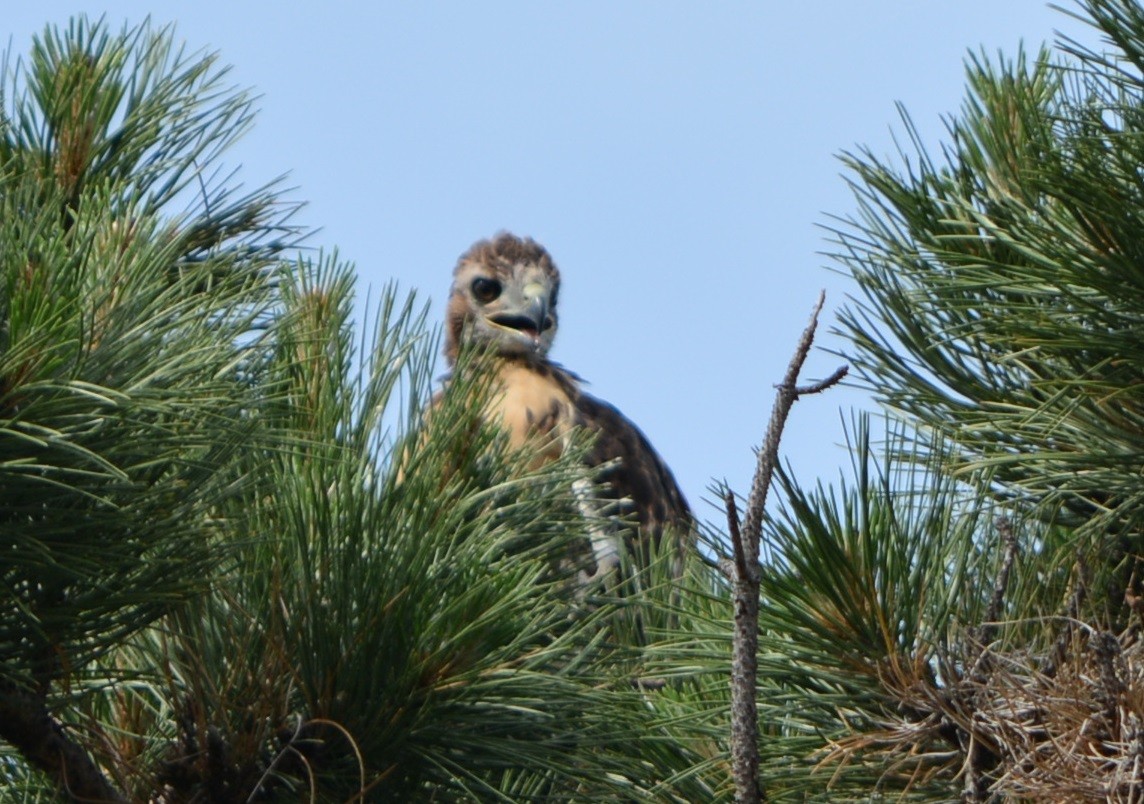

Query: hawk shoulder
[566,376,691,543]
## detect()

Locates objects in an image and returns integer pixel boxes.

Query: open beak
[487,283,551,348]
[489,295,549,342]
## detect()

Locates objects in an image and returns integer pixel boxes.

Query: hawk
[440,232,691,583]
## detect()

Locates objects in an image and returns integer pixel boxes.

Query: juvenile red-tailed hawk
[441,232,691,582]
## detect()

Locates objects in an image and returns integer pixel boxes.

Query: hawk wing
[497,360,690,540]
[571,387,691,542]
[449,357,692,578]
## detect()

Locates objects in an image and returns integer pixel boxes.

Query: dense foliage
[772,0,1144,797]
[8,1,1144,800]
[0,18,727,802]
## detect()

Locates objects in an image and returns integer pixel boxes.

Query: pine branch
[0,681,127,802]
[726,290,847,804]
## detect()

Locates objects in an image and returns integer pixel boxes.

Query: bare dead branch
[724,489,753,585]
[793,365,849,397]
[740,290,827,547]
[728,290,843,804]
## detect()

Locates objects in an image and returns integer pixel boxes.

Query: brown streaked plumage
[440,232,691,579]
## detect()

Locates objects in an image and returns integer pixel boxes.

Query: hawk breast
[489,358,691,542]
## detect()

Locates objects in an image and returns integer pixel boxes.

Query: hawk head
[445,233,561,365]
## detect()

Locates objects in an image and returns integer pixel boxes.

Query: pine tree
[743,0,1144,798]
[0,17,289,801]
[0,18,725,801]
[20,1,1144,800]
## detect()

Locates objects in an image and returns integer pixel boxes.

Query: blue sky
[6,3,1102,524]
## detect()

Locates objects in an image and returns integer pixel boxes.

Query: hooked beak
[487,283,551,349]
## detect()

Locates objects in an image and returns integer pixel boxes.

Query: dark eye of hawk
[471,277,502,304]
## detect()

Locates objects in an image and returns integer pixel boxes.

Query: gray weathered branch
[727,290,846,804]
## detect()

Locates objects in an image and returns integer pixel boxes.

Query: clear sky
[5,3,1102,525]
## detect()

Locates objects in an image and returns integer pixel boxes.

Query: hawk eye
[471,277,502,304]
